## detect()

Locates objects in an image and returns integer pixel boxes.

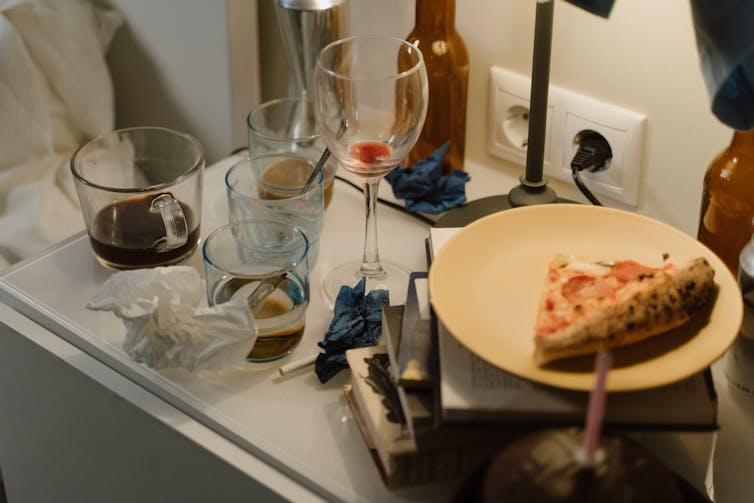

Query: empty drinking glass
[225,154,325,267]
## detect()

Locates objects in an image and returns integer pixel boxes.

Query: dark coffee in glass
[88,193,200,269]
[71,127,204,269]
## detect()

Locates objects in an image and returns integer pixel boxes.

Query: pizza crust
[534,257,718,365]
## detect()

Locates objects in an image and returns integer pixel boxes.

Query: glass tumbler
[247,96,337,208]
[225,154,324,267]
[203,219,310,363]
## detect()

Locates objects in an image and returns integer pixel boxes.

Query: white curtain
[0,0,121,267]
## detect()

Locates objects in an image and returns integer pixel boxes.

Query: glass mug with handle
[71,127,204,269]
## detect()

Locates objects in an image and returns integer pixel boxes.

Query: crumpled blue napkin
[315,277,389,383]
[384,142,470,214]
[566,0,754,130]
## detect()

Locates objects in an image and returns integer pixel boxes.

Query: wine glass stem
[359,177,385,279]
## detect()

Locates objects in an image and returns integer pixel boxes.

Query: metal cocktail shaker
[274,0,350,96]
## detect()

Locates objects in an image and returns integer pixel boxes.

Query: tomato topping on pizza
[533,255,717,365]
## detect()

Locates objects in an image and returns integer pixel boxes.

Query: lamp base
[508,181,559,207]
[434,194,576,228]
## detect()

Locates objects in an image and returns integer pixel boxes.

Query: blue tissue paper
[315,277,389,383]
[385,142,470,214]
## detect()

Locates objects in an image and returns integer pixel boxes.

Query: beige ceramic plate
[429,204,742,392]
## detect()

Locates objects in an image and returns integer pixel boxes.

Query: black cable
[570,131,612,207]
[229,146,249,156]
[572,169,603,206]
[334,175,438,226]
[226,148,437,226]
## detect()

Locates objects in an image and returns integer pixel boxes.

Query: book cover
[427,227,459,265]
[383,304,522,451]
[382,305,404,382]
[382,305,432,443]
[344,346,493,488]
[437,320,718,428]
[396,272,433,389]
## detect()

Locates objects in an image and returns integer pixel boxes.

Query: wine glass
[313,35,428,305]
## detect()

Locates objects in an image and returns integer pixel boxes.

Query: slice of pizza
[534,255,718,365]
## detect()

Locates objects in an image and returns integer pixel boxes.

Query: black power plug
[571,130,613,206]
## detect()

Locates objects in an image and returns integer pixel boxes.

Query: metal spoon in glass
[247,274,287,310]
[245,149,329,312]
[300,117,343,195]
[299,148,330,196]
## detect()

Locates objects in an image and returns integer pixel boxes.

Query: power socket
[488,66,646,206]
[489,67,554,170]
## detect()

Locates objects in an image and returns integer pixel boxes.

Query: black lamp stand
[435,0,570,228]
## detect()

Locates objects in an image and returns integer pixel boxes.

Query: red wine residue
[350,142,392,166]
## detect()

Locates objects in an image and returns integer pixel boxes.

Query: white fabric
[0,0,121,267]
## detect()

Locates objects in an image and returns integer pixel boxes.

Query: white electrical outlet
[554,89,646,206]
[488,67,555,169]
[488,66,646,206]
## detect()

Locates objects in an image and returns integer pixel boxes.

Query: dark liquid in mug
[246,313,304,361]
[214,277,305,361]
[89,193,199,269]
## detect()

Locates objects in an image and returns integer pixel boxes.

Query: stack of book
[343,229,718,489]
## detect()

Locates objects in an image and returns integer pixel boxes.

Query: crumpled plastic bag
[86,266,256,372]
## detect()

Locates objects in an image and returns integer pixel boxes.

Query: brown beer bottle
[697,129,754,274]
[406,0,469,175]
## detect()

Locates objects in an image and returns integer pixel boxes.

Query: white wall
[111,0,729,235]
[329,0,730,236]
[457,0,730,236]
[105,0,260,163]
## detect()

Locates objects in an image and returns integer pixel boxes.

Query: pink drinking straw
[580,348,613,465]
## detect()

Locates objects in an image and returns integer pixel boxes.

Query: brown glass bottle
[406,0,469,175]
[697,129,754,274]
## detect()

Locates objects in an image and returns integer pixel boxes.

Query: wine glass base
[322,260,412,308]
